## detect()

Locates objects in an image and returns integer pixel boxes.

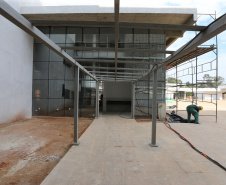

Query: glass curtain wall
[134,31,166,118]
[32,27,96,117]
[32,26,166,117]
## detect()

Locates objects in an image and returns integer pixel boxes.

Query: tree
[186,81,192,87]
[166,77,182,84]
[200,74,225,88]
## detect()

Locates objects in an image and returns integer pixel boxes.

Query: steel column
[103,82,107,112]
[96,81,99,118]
[131,82,135,119]
[72,66,80,146]
[114,0,120,80]
[150,69,158,147]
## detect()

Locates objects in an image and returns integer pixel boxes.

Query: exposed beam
[76,58,161,64]
[83,66,148,71]
[95,74,141,78]
[62,46,174,54]
[76,58,152,65]
[95,73,141,77]
[136,13,226,82]
[90,71,140,75]
[96,78,135,82]
[0,0,98,81]
[30,20,206,31]
[76,56,164,60]
[97,76,137,79]
[114,0,120,80]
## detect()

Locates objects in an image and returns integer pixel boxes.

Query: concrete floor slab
[41,112,226,185]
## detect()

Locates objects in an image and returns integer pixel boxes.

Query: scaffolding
[166,12,219,122]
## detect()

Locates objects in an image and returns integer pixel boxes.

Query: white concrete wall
[0,0,34,124]
[103,82,132,112]
[104,82,132,101]
[199,93,222,100]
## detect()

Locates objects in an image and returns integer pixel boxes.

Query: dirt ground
[0,117,93,185]
[166,99,226,111]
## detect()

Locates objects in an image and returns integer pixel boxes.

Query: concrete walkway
[41,113,226,185]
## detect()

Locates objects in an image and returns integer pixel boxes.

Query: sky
[38,0,226,83]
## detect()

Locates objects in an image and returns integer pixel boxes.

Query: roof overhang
[21,6,198,48]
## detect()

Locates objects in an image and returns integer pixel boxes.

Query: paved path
[41,113,226,185]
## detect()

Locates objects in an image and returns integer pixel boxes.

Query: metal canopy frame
[166,13,220,123]
[0,0,98,82]
[1,0,225,148]
[2,0,222,83]
[136,13,226,82]
[166,47,216,70]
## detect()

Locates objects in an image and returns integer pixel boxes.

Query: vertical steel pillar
[96,81,99,118]
[215,12,218,122]
[103,82,107,112]
[131,82,135,119]
[72,66,80,146]
[192,62,194,105]
[195,48,198,105]
[150,69,158,147]
[176,62,178,113]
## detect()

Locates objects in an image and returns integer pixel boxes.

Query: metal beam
[136,13,226,82]
[0,0,98,81]
[83,66,148,71]
[76,58,157,64]
[63,46,174,54]
[77,56,164,60]
[72,66,80,145]
[31,20,206,31]
[89,71,141,75]
[95,75,141,78]
[98,78,135,81]
[96,76,140,81]
[114,0,120,80]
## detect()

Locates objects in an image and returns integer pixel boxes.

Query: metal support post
[192,62,194,104]
[150,69,158,147]
[72,66,80,146]
[195,49,198,105]
[131,82,135,119]
[176,62,178,113]
[103,82,107,112]
[96,81,99,118]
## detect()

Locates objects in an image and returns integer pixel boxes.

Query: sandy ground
[166,99,226,124]
[166,99,225,112]
[0,117,93,185]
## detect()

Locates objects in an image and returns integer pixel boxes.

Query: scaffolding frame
[166,12,219,122]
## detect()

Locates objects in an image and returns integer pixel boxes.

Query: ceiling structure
[19,1,219,82]
[22,5,200,48]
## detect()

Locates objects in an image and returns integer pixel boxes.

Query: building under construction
[0,0,226,184]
